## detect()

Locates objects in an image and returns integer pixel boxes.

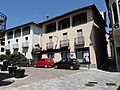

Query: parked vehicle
[54,58,80,70]
[34,58,54,68]
[20,59,32,67]
[3,60,14,66]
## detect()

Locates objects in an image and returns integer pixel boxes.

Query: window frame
[14,29,21,38]
[22,26,30,36]
[58,18,70,30]
[7,31,13,39]
[112,2,119,24]
[45,22,56,33]
[72,12,87,26]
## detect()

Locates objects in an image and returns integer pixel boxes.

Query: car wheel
[70,66,74,70]
[54,65,58,69]
[77,67,80,70]
[44,65,48,68]
[34,65,36,68]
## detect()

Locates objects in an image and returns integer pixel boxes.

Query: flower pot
[1,65,7,71]
[15,69,25,78]
[8,67,17,74]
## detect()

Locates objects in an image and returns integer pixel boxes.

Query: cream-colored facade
[38,5,108,69]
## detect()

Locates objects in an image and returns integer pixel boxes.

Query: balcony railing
[22,42,29,48]
[46,42,54,49]
[5,45,10,50]
[13,44,19,49]
[74,37,85,45]
[60,39,69,48]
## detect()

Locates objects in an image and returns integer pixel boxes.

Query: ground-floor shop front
[32,46,98,68]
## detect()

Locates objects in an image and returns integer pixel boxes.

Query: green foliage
[6,54,12,60]
[0,53,27,62]
[11,53,27,63]
[0,54,7,61]
[0,54,12,61]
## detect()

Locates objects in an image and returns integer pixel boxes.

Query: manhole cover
[85,83,95,87]
[88,82,97,84]
[106,83,116,86]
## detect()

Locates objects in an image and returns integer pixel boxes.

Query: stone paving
[0,67,120,90]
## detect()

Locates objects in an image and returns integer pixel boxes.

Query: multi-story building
[105,0,120,71]
[5,22,42,60]
[0,37,5,55]
[37,4,108,69]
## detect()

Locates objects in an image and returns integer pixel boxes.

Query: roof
[6,21,39,32]
[38,4,106,26]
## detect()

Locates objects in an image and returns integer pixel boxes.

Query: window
[40,59,46,61]
[25,37,28,40]
[1,48,4,52]
[118,0,120,21]
[15,29,21,37]
[77,29,83,37]
[112,2,119,24]
[58,18,70,30]
[48,53,54,59]
[61,52,70,60]
[63,33,68,40]
[45,22,56,33]
[1,41,5,46]
[8,41,10,44]
[72,12,87,26]
[7,31,13,39]
[49,36,52,42]
[16,39,18,42]
[22,26,30,36]
[13,49,18,54]
[76,49,90,64]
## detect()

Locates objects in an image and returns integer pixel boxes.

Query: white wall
[5,23,42,59]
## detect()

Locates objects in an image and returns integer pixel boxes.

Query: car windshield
[40,59,45,61]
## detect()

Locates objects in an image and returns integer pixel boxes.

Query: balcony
[22,42,29,48]
[74,37,85,46]
[60,39,69,48]
[5,45,10,50]
[46,42,54,49]
[13,44,19,49]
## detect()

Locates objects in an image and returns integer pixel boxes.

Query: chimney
[46,16,49,20]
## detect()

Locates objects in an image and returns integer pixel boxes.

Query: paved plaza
[0,67,120,90]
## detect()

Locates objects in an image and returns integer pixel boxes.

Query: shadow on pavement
[0,72,14,86]
[108,58,117,72]
[117,85,120,90]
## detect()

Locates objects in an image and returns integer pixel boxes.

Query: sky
[0,0,109,31]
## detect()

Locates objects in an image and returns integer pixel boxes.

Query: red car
[34,58,54,68]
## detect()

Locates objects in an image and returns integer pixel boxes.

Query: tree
[0,54,7,61]
[11,53,27,68]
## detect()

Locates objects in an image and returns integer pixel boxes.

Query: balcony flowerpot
[1,65,7,71]
[8,67,17,74]
[15,69,25,78]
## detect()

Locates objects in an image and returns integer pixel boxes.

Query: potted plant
[4,54,17,74]
[11,52,27,78]
[0,54,8,71]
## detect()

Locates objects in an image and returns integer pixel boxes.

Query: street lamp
[54,36,59,49]
[0,12,7,31]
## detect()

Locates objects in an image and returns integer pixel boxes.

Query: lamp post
[0,12,7,31]
[54,36,59,49]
